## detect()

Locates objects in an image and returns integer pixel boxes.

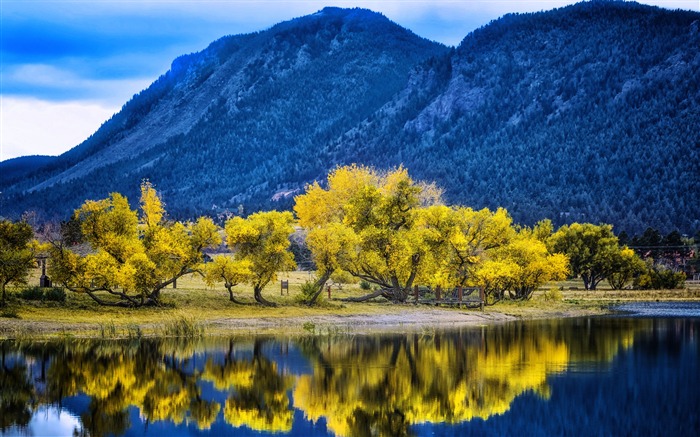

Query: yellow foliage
[140,180,164,228]
[50,181,221,305]
[225,211,296,301]
[203,256,252,289]
[474,231,569,300]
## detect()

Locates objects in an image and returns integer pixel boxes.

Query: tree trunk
[253,286,276,307]
[582,273,592,290]
[341,289,385,302]
[306,271,332,306]
[226,285,247,305]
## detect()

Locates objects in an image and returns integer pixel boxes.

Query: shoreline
[0,303,613,339]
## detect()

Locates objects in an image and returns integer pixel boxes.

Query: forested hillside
[332,1,700,233]
[2,2,699,234]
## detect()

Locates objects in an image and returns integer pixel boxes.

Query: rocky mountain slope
[2,2,699,233]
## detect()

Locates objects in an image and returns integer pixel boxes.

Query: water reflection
[1,317,698,436]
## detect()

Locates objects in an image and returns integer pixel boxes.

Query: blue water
[1,305,699,436]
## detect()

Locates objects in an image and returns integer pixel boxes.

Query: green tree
[48,182,221,307]
[607,247,646,290]
[225,211,296,306]
[549,223,620,290]
[0,220,37,306]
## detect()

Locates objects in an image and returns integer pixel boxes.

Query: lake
[2,303,699,436]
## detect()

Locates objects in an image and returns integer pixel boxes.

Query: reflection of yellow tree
[294,323,637,437]
[201,340,294,433]
[44,341,220,434]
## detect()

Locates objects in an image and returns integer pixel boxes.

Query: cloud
[0,97,118,160]
[3,63,157,103]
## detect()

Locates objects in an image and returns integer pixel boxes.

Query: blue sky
[1,0,697,161]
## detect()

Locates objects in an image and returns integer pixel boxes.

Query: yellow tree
[48,182,221,307]
[301,223,358,305]
[295,165,436,303]
[201,339,295,432]
[418,205,514,290]
[203,256,253,304]
[474,224,569,302]
[224,211,296,306]
[607,247,646,290]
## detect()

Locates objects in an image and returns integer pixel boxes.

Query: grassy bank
[1,271,698,340]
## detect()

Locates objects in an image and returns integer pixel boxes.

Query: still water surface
[2,303,699,436]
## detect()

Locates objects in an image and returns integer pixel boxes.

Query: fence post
[436,286,441,305]
[327,285,332,299]
[479,286,485,311]
[414,285,419,304]
[458,286,463,308]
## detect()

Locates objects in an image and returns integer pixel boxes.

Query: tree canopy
[224,210,296,306]
[48,181,221,306]
[0,220,37,306]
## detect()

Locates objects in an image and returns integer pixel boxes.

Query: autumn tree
[295,165,438,303]
[549,223,620,290]
[48,182,221,307]
[202,339,294,432]
[474,225,569,302]
[224,211,296,306]
[607,247,646,290]
[0,220,38,306]
[203,256,253,304]
[300,223,357,305]
[418,205,514,290]
[294,328,571,436]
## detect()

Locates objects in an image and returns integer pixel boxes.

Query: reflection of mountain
[4,319,691,436]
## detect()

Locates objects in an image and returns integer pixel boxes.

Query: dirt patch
[206,308,517,335]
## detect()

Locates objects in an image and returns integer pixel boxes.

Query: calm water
[2,304,699,436]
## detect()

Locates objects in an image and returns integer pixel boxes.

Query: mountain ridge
[2,2,699,234]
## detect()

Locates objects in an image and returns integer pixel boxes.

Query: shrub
[542,288,563,302]
[44,287,66,302]
[20,287,45,301]
[20,287,66,302]
[295,280,324,304]
[633,266,686,290]
[359,280,372,290]
[0,307,20,319]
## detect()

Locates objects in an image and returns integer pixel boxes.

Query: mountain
[2,2,699,234]
[1,7,446,218]
[0,155,56,186]
[333,1,700,233]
